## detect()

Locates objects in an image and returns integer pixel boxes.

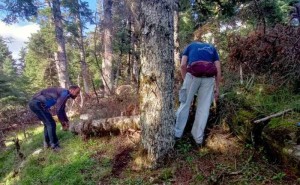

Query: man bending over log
[29,86,80,151]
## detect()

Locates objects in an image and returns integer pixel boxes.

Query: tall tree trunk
[174,1,180,76]
[114,50,122,87]
[93,12,111,95]
[51,0,70,88]
[125,0,140,85]
[139,0,176,167]
[102,0,114,95]
[127,17,132,84]
[75,0,90,94]
[77,74,84,107]
[132,38,139,85]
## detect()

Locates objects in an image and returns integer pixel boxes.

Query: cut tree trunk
[70,115,140,136]
[139,0,176,167]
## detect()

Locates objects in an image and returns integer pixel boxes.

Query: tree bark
[75,0,90,94]
[70,115,140,136]
[114,49,122,87]
[254,109,293,123]
[139,0,176,167]
[77,74,84,107]
[174,1,180,72]
[102,0,114,95]
[127,17,132,84]
[125,0,140,85]
[51,0,70,88]
[93,10,111,95]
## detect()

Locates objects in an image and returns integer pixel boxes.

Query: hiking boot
[43,142,51,149]
[194,143,203,150]
[52,146,62,152]
[175,137,181,142]
[190,139,204,150]
[174,137,181,148]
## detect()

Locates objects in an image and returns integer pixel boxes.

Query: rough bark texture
[131,16,139,84]
[75,0,90,94]
[125,0,140,84]
[102,0,114,95]
[52,0,70,88]
[127,17,132,84]
[70,115,140,136]
[139,0,176,167]
[173,1,180,72]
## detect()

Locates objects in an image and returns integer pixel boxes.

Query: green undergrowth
[0,125,113,185]
[223,83,300,140]
[1,123,299,185]
[225,83,300,115]
[268,114,299,130]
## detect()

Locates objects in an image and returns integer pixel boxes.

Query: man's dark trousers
[29,99,59,148]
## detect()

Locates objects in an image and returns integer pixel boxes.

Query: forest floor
[1,123,299,185]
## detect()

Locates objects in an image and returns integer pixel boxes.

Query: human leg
[175,73,202,138]
[191,77,214,144]
[29,100,59,148]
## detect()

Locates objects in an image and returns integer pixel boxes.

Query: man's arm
[180,55,188,80]
[214,60,222,101]
[57,103,68,123]
[56,91,70,130]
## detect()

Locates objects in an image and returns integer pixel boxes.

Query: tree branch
[254,109,293,123]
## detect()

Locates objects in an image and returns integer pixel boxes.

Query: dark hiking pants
[29,99,59,148]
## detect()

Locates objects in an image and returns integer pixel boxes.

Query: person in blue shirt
[175,41,222,148]
[29,86,80,150]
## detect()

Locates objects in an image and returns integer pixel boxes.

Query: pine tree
[139,0,176,167]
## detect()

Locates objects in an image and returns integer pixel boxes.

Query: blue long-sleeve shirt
[32,87,71,123]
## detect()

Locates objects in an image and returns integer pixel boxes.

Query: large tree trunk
[125,0,140,84]
[114,50,122,87]
[75,0,90,94]
[102,0,114,95]
[174,1,180,75]
[139,0,176,167]
[92,10,109,95]
[127,17,132,84]
[51,0,70,88]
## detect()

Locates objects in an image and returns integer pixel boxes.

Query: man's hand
[61,122,69,131]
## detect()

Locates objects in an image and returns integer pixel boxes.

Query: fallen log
[70,115,140,137]
[253,109,293,124]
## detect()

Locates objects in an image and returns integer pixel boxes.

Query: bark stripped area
[139,0,175,167]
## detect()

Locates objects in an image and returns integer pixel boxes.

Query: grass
[241,84,300,114]
[0,125,113,185]
[1,124,299,185]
